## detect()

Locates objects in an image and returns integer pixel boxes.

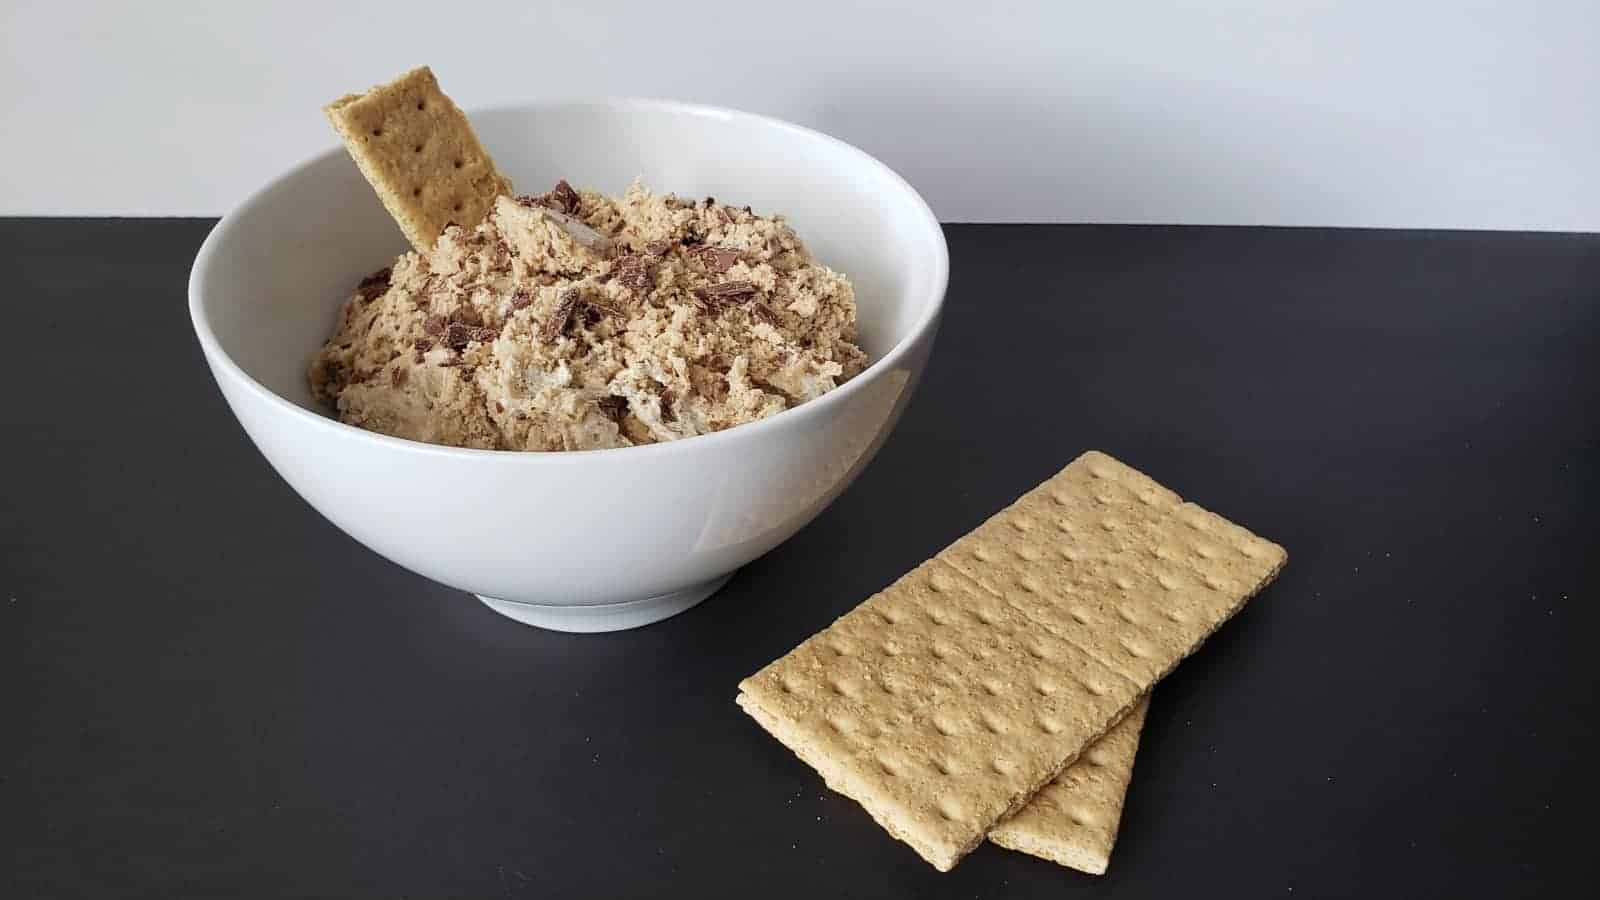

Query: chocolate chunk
[511,289,534,310]
[516,180,582,215]
[697,246,739,273]
[470,325,499,343]
[444,321,476,351]
[542,288,580,340]
[643,239,673,257]
[423,316,446,336]
[613,255,652,292]
[414,338,435,352]
[356,267,392,301]
[596,395,628,422]
[680,232,704,247]
[391,367,407,387]
[548,179,581,215]
[447,305,483,327]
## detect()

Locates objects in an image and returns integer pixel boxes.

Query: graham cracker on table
[737,450,1285,871]
[989,695,1149,874]
[324,66,513,252]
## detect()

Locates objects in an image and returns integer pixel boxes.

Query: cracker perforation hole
[979,712,1007,734]
[1157,574,1181,591]
[928,610,951,626]
[932,717,958,737]
[930,644,952,661]
[371,128,383,137]
[878,759,900,777]
[881,643,901,657]
[973,546,996,563]
[1038,717,1064,735]
[991,758,1016,777]
[1034,680,1057,696]
[1116,607,1138,624]
[412,187,422,198]
[1119,638,1152,659]
[453,159,463,169]
[1069,609,1090,625]
[413,143,424,153]
[1078,678,1108,697]
[1015,546,1042,561]
[1163,608,1186,623]
[980,680,1003,697]
[1025,643,1047,660]
[971,608,998,625]
[936,799,962,821]
[1069,810,1094,827]
[452,201,463,213]
[932,758,954,777]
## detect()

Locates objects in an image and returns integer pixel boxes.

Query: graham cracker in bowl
[323,66,513,252]
[737,450,1285,871]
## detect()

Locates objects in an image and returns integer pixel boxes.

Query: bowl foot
[475,573,734,633]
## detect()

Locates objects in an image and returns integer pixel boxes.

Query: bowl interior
[195,101,946,414]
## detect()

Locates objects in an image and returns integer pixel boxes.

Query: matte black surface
[3,219,1596,898]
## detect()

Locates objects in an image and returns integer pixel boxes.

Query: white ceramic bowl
[189,100,948,632]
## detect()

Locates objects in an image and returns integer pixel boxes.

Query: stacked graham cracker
[737,451,1286,873]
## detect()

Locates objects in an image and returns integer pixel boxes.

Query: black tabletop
[4,219,1596,898]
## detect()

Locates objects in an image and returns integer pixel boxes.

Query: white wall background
[3,1,1596,229]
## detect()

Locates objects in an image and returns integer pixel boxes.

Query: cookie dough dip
[309,181,868,451]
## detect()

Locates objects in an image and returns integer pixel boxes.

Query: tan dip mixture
[309,181,867,451]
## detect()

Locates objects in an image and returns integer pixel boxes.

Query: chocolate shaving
[643,240,673,257]
[542,288,580,340]
[356,267,392,301]
[511,290,534,310]
[596,395,628,422]
[582,296,624,327]
[423,316,446,336]
[751,301,782,326]
[696,246,739,273]
[413,338,434,352]
[613,255,652,292]
[703,280,758,301]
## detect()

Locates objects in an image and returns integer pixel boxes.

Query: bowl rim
[189,97,948,464]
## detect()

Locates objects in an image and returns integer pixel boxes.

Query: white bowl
[189,100,948,632]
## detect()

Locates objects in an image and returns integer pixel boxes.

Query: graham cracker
[989,695,1149,874]
[324,66,513,252]
[736,450,1285,871]
[738,557,1143,871]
